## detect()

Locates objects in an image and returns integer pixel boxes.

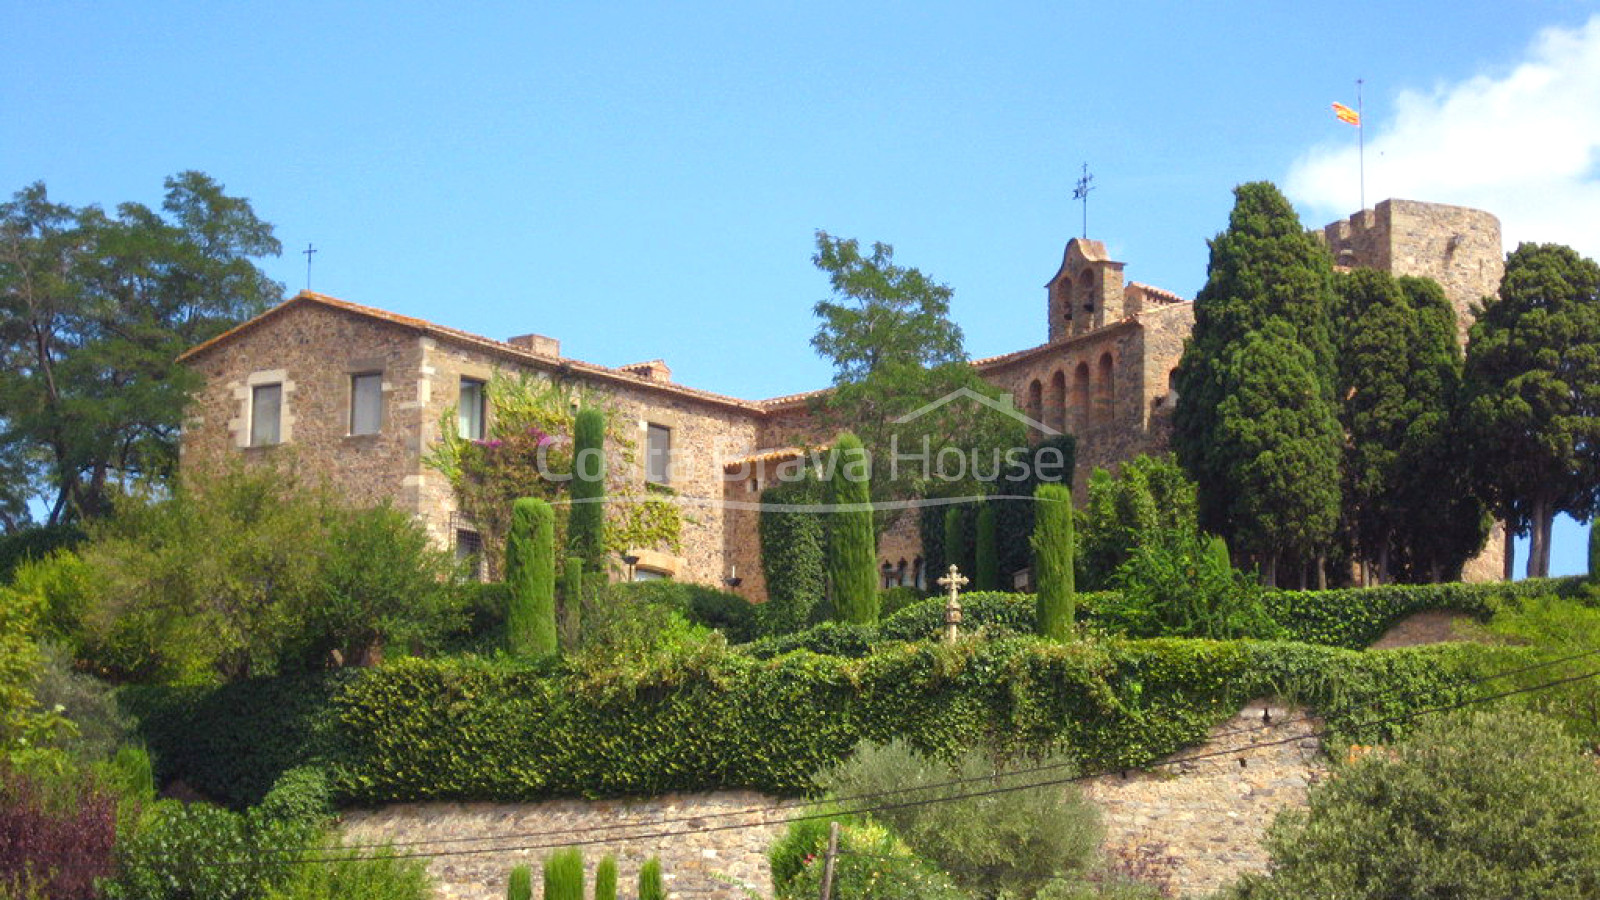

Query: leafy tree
[1173,183,1341,586]
[0,174,282,528]
[809,231,1026,527]
[1230,708,1600,899]
[1336,271,1487,582]
[1033,483,1076,640]
[1078,454,1199,590]
[826,433,878,625]
[1463,242,1600,578]
[1106,529,1277,640]
[567,406,607,572]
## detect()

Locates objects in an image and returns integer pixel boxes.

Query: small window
[350,373,382,435]
[633,567,669,582]
[251,383,282,447]
[458,378,486,440]
[646,424,672,484]
[455,529,484,580]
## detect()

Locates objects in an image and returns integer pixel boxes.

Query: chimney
[620,359,672,383]
[508,333,560,358]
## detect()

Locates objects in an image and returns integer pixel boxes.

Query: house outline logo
[892,386,1061,436]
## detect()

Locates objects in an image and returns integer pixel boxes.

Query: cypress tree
[1032,482,1076,640]
[505,497,557,656]
[1206,533,1232,571]
[506,865,532,900]
[975,503,999,590]
[826,432,878,625]
[568,406,608,572]
[542,848,584,900]
[1172,182,1341,585]
[758,475,826,634]
[560,556,583,647]
[593,855,618,900]
[638,857,665,900]
[1590,522,1600,581]
[943,505,966,581]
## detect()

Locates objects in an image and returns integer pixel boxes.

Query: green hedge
[608,580,762,644]
[127,635,1545,806]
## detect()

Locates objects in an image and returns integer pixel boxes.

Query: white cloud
[1287,15,1600,260]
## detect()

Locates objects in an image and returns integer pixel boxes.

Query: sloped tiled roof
[179,291,762,413]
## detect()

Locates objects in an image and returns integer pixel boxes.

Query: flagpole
[1357,78,1365,210]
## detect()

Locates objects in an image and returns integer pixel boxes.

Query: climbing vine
[423,372,681,578]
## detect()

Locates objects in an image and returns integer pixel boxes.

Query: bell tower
[1046,238,1126,342]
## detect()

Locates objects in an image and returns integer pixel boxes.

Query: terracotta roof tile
[179,291,762,413]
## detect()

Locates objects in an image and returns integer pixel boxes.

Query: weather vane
[303,243,317,292]
[1072,163,1095,239]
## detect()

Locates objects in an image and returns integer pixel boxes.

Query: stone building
[177,197,1506,599]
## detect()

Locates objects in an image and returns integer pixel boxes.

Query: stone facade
[178,197,1510,599]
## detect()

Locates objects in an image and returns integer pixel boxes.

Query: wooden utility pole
[819,821,840,900]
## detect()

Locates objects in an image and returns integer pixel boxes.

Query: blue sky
[6,1,1599,575]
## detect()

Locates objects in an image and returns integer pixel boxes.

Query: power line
[202,663,1600,868]
[295,644,1600,854]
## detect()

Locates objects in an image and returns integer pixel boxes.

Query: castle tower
[1319,199,1503,344]
[1046,238,1127,342]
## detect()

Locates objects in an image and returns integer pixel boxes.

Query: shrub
[255,767,333,830]
[637,857,664,900]
[567,407,607,572]
[6,551,95,656]
[827,434,878,625]
[542,848,583,900]
[27,645,134,762]
[284,503,467,668]
[0,766,118,900]
[593,856,617,900]
[744,621,878,660]
[1033,483,1076,639]
[759,476,827,636]
[1229,708,1600,899]
[774,818,966,900]
[1106,530,1279,640]
[505,865,532,900]
[609,581,760,644]
[0,584,44,754]
[262,840,431,900]
[878,591,1042,643]
[0,524,85,584]
[106,799,285,900]
[818,740,1101,898]
[878,586,924,620]
[505,498,557,657]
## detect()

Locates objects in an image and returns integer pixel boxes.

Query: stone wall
[179,303,431,512]
[336,701,1326,899]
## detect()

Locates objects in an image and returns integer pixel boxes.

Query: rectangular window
[455,529,484,580]
[350,372,382,435]
[250,383,282,447]
[646,423,672,485]
[458,378,485,440]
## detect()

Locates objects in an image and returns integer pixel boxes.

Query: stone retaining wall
[339,702,1325,899]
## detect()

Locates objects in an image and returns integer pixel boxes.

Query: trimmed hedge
[128,634,1543,807]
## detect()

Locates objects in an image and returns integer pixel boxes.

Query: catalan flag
[1332,102,1361,127]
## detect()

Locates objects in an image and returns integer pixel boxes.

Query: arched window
[1046,370,1066,433]
[1027,379,1043,425]
[896,559,908,587]
[1078,270,1096,316]
[1072,362,1091,432]
[913,556,925,591]
[1095,352,1115,425]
